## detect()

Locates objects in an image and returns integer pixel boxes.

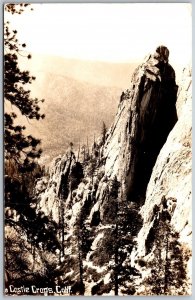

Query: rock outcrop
[132,65,192,295]
[36,46,192,295]
[104,45,178,204]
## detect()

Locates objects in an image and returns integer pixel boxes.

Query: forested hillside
[6,55,138,163]
[4,4,191,296]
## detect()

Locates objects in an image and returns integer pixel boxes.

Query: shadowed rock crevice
[127,46,178,203]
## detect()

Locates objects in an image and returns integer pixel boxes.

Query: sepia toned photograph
[4,3,192,296]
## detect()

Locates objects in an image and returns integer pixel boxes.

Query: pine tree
[142,210,190,295]
[101,121,107,144]
[81,144,86,162]
[4,4,45,174]
[72,219,88,295]
[91,177,142,295]
[4,5,62,292]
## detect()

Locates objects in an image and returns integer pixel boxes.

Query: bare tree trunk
[61,199,65,257]
[164,230,169,294]
[32,244,36,272]
[77,231,85,295]
[114,220,119,295]
[5,247,11,287]
[87,136,89,158]
[77,143,80,162]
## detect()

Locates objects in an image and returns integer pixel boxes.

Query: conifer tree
[4,5,62,291]
[101,121,107,144]
[91,177,142,295]
[141,210,190,295]
[4,3,45,175]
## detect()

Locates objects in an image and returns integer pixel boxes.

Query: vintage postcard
[4,3,192,296]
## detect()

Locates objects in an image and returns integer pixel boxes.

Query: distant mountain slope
[25,54,138,90]
[9,56,138,162]
[27,74,122,161]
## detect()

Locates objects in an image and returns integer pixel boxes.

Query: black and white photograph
[4,3,192,296]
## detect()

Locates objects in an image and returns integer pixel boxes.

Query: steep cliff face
[136,66,192,253]
[36,46,191,295]
[132,66,192,295]
[103,45,178,203]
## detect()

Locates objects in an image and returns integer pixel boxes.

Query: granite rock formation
[36,46,192,295]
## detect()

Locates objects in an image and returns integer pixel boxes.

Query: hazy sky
[5,3,191,67]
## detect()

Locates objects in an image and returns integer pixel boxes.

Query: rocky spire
[103,46,178,203]
[35,46,191,295]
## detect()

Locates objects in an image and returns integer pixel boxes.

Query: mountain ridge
[9,56,139,163]
[35,46,192,295]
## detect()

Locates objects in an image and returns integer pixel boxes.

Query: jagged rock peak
[34,48,191,295]
[104,45,178,203]
[132,61,192,295]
